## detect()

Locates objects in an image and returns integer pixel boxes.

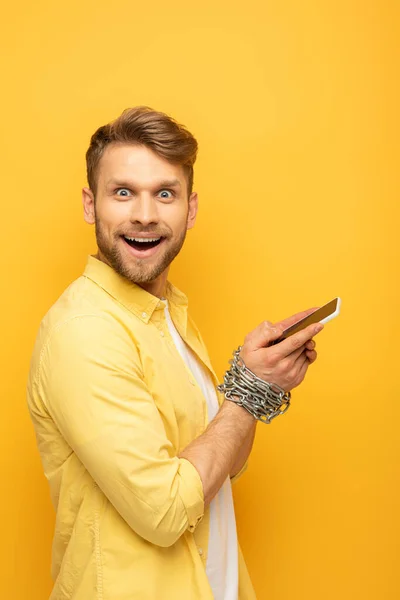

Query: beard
[94,212,188,285]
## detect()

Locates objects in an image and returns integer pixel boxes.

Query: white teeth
[124,236,161,243]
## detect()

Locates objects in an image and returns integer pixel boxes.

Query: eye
[115,188,131,197]
[158,189,174,199]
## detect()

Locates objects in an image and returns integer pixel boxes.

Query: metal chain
[216,345,291,424]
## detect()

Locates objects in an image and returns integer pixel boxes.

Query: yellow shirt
[27,255,256,600]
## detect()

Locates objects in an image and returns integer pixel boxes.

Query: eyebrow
[106,178,182,189]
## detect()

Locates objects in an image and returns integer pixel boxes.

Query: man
[27,106,322,600]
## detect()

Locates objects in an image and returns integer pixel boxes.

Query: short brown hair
[86,106,198,197]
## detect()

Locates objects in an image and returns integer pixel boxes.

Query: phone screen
[271,298,339,345]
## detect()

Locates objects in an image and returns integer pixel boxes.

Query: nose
[129,193,159,227]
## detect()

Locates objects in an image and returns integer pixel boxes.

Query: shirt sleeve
[35,314,205,547]
[230,459,249,483]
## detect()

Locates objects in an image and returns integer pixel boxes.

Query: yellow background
[1,1,399,598]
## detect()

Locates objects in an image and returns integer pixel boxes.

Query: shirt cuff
[178,458,205,532]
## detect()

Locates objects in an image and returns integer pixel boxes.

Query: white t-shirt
[163,300,239,600]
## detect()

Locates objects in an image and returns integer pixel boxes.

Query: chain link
[216,346,291,424]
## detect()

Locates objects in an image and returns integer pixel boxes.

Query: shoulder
[29,277,140,384]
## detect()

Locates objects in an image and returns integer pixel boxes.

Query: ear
[187,192,198,230]
[82,187,95,225]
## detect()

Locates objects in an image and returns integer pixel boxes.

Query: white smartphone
[271,297,341,345]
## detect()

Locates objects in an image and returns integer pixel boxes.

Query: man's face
[82,144,198,292]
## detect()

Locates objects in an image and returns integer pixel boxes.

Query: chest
[130,315,221,453]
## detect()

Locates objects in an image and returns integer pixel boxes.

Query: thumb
[245,320,284,351]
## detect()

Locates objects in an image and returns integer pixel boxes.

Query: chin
[120,256,167,284]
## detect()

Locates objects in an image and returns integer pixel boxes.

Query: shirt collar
[83,255,189,330]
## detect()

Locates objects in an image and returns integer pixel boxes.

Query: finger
[287,352,309,389]
[294,351,308,371]
[295,355,310,383]
[274,322,324,358]
[287,343,306,362]
[305,349,317,363]
[275,307,319,331]
[245,320,284,351]
[305,339,316,350]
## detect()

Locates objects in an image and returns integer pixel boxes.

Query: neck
[94,250,169,299]
[136,275,168,299]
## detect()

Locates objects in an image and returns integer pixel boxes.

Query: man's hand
[178,308,323,508]
[239,308,323,392]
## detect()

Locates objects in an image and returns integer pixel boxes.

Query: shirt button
[189,379,196,386]
[142,312,147,319]
[197,547,203,556]
[160,331,165,337]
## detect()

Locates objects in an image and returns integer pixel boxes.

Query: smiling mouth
[122,235,164,251]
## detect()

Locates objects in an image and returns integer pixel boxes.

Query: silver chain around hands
[217,346,291,424]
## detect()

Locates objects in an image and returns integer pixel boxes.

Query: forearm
[178,400,255,507]
[230,420,256,478]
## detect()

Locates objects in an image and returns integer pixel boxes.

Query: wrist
[217,345,291,424]
[220,396,257,425]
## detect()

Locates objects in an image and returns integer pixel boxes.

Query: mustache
[117,229,170,238]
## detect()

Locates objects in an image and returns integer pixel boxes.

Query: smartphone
[271,297,341,345]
